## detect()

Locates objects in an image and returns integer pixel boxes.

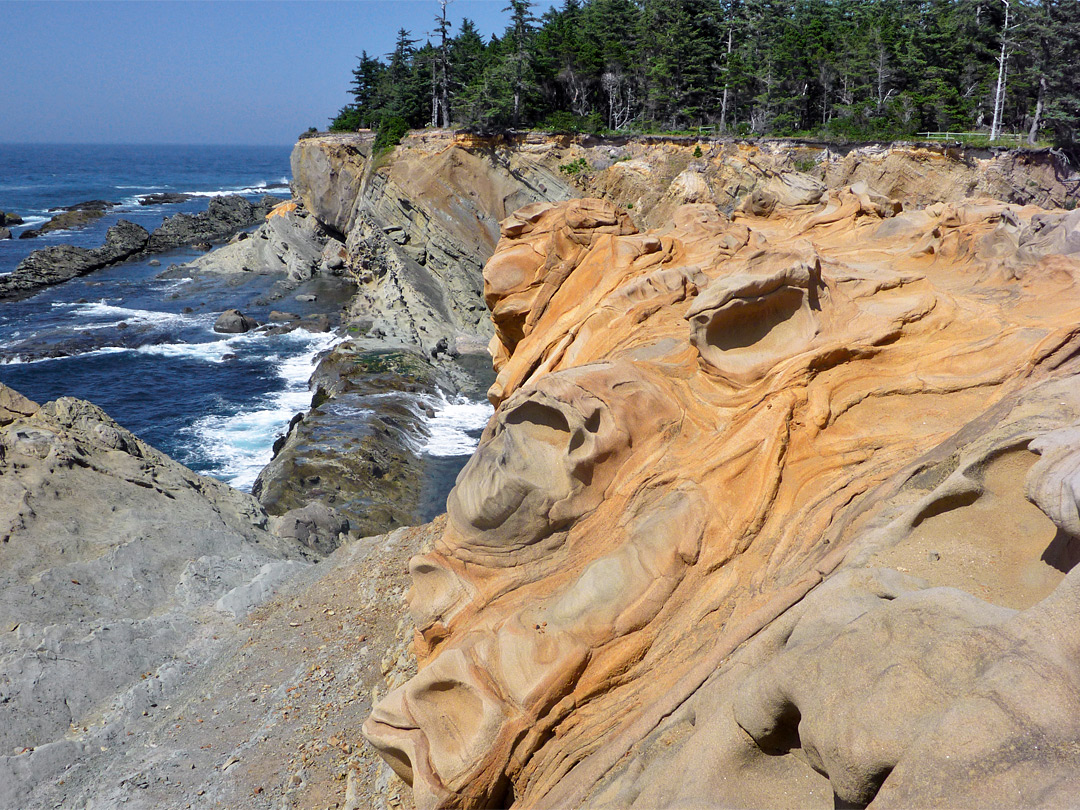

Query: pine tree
[504,0,538,126]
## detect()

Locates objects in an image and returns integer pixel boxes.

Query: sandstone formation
[8,135,1080,810]
[362,189,1080,809]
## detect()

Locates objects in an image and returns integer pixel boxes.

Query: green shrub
[559,156,590,176]
[543,110,603,133]
[693,145,703,158]
[374,115,410,152]
[329,106,363,132]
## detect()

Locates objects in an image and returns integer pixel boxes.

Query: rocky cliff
[6,134,1080,810]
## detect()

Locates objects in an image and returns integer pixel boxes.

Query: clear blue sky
[0,0,558,145]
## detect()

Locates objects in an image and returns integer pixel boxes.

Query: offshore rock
[19,202,116,238]
[363,192,1080,809]
[147,194,278,252]
[213,308,259,333]
[0,220,150,301]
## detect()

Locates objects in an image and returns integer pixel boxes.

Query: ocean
[0,143,491,505]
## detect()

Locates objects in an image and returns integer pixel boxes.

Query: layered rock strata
[362,189,1080,808]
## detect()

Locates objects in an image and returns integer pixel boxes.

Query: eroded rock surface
[0,391,317,807]
[363,190,1080,809]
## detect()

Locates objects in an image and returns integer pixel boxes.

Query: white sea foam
[0,346,129,365]
[70,302,215,330]
[188,331,341,491]
[14,215,50,229]
[421,393,494,457]
[182,180,290,198]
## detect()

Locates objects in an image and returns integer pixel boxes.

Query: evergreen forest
[328,0,1080,145]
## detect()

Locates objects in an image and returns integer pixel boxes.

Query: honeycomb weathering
[364,190,1080,808]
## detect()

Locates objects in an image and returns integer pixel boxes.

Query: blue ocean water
[0,143,319,489]
[0,143,292,274]
[0,144,492,510]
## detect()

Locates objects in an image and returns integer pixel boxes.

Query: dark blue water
[0,144,337,490]
[0,143,493,509]
[0,143,292,274]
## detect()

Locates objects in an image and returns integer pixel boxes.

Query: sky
[0,0,559,145]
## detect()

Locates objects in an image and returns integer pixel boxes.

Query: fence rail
[919,131,1026,143]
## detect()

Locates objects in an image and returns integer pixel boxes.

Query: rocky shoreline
[3,132,1080,809]
[0,194,280,302]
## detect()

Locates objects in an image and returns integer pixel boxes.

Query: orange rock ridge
[363,182,1080,808]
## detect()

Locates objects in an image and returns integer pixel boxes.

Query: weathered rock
[187,205,339,281]
[252,342,444,536]
[0,220,150,301]
[0,383,38,425]
[0,226,10,240]
[0,390,316,808]
[362,193,1080,809]
[268,501,350,556]
[147,194,278,252]
[0,211,24,226]
[213,308,259,333]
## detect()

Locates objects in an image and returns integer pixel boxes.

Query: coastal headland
[3,130,1080,809]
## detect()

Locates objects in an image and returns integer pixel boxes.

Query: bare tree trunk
[990,0,1010,141]
[1028,75,1046,145]
[438,0,452,128]
[719,25,733,132]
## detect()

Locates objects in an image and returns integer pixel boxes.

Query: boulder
[268,502,350,556]
[297,313,331,333]
[213,309,259,333]
[0,227,10,240]
[0,211,24,226]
